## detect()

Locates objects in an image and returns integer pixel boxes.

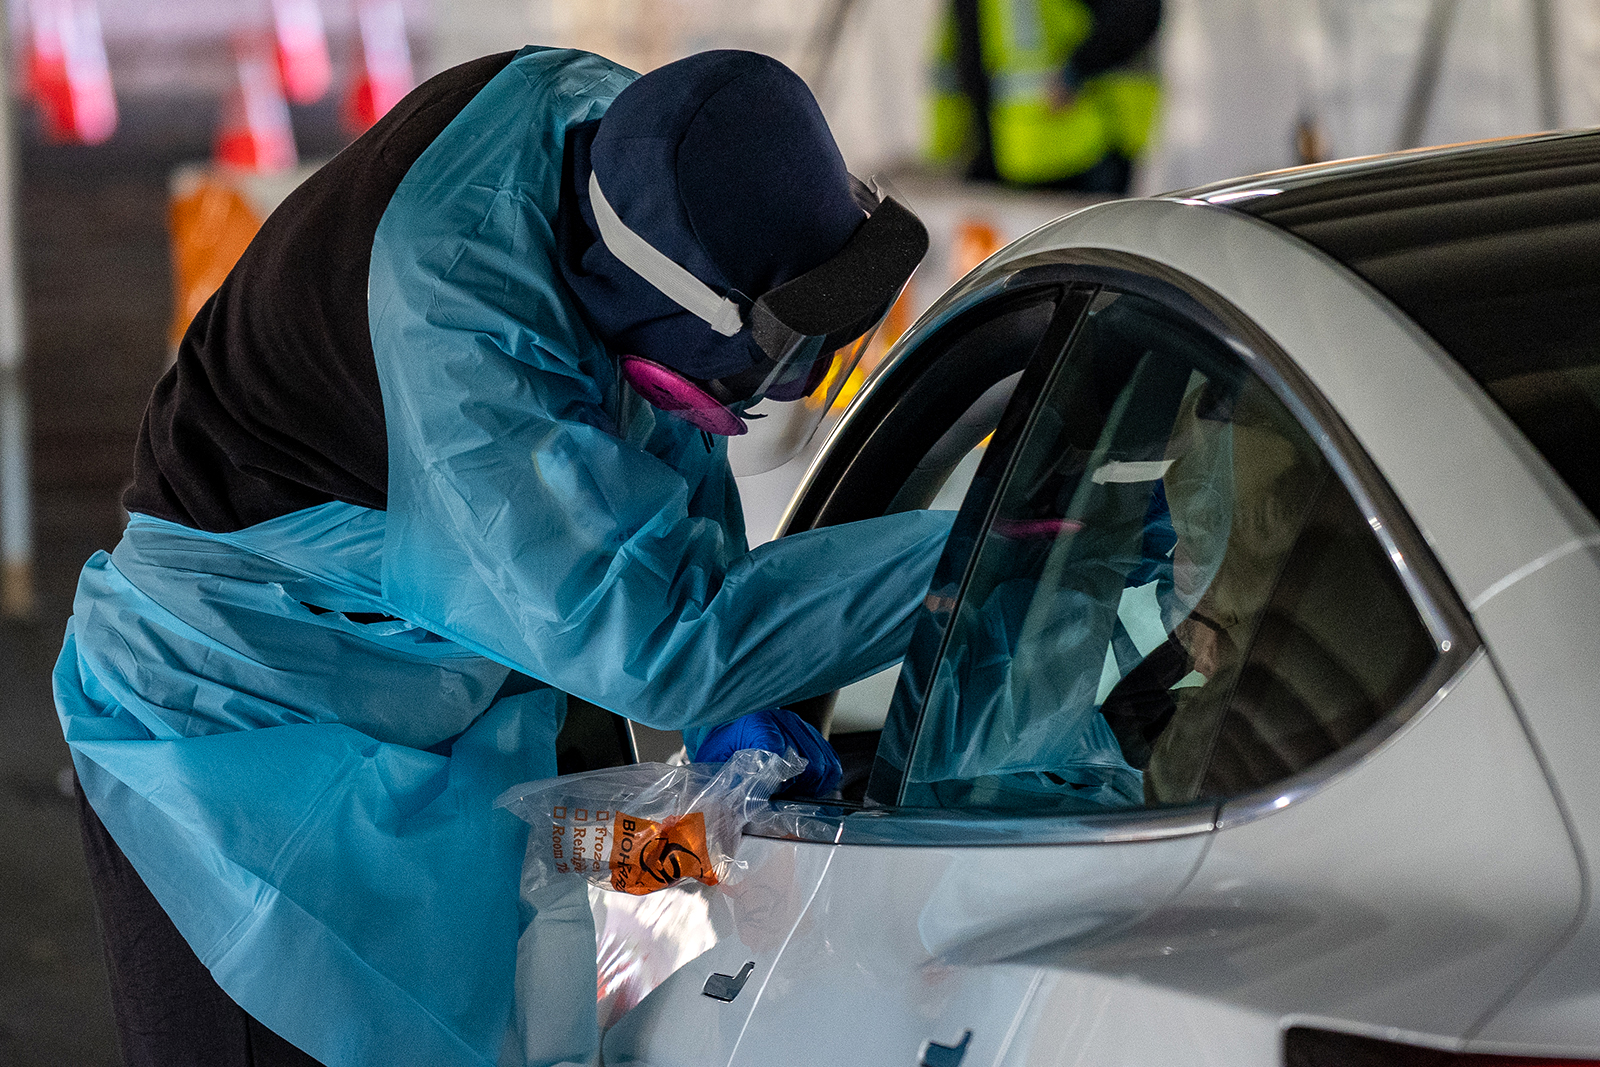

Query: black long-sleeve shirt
[1070,0,1163,85]
[125,52,517,532]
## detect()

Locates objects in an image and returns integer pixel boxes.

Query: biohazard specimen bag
[495,749,803,895]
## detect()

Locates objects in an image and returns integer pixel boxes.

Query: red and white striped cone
[343,0,414,134]
[215,35,299,173]
[25,0,116,145]
[272,0,332,106]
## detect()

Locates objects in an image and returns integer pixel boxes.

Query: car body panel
[726,831,1210,1067]
[958,197,1592,614]
[999,974,1281,1067]
[1469,544,1600,1053]
[1130,654,1579,1044]
[599,836,832,1067]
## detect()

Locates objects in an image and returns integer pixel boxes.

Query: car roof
[1168,127,1600,208]
[1167,130,1600,384]
[1175,128,1600,519]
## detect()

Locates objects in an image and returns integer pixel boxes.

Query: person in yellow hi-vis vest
[931,0,1161,193]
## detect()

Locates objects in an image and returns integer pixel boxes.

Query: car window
[780,288,1075,783]
[831,379,1013,734]
[893,290,1440,814]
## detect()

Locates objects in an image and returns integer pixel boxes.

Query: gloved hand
[690,708,843,797]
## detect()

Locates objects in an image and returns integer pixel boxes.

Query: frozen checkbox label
[550,805,615,875]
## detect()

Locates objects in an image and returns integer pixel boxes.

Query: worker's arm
[376,387,953,731]
[369,178,953,732]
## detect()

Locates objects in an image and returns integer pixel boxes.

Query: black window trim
[752,249,1479,848]
[778,281,1072,535]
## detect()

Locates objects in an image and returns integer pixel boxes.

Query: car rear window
[1237,135,1600,518]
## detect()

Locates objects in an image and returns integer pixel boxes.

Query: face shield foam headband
[589,169,929,448]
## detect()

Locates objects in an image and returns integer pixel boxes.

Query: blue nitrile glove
[689,708,843,797]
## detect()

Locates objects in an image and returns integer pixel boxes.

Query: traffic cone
[215,36,298,173]
[272,0,332,106]
[951,217,1005,282]
[343,0,413,135]
[167,168,267,350]
[25,0,116,145]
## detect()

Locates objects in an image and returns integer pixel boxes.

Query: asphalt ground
[0,94,348,1067]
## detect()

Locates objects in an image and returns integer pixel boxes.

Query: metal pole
[0,13,33,619]
[1531,0,1560,131]
[1395,0,1460,151]
[802,0,860,97]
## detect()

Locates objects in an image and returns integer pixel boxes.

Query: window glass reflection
[901,292,1436,813]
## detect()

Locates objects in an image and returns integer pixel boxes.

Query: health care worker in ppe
[54,47,947,1067]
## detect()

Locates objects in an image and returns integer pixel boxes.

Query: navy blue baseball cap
[559,51,924,389]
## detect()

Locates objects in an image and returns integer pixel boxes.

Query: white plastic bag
[496,749,803,895]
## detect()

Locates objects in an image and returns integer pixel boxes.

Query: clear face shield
[591,169,928,475]
[726,309,889,476]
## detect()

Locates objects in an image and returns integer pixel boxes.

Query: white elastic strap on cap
[588,170,744,337]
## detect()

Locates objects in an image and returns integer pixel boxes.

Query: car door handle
[919,1029,972,1067]
[701,960,755,1002]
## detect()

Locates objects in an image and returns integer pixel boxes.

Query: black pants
[75,778,326,1067]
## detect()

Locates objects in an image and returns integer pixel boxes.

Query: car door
[719,258,1579,1067]
[596,277,1079,1067]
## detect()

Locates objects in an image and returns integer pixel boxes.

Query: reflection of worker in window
[999,367,1235,797]
[931,0,1162,194]
[905,325,1239,809]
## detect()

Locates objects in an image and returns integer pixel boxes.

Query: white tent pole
[1531,0,1560,131]
[1395,0,1460,151]
[0,11,33,619]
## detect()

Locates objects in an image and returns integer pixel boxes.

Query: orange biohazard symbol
[609,811,717,895]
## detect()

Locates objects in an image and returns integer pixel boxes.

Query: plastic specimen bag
[589,883,717,1028]
[497,749,803,895]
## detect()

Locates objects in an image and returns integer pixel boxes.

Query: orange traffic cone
[25,0,116,145]
[343,0,414,135]
[272,0,332,106]
[951,218,1005,282]
[215,36,298,173]
[167,170,266,350]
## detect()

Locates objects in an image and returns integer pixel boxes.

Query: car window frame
[751,250,1479,848]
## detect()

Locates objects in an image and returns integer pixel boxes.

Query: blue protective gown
[55,47,954,1067]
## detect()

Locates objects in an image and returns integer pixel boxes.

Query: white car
[565,128,1600,1067]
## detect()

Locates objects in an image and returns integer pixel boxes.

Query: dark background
[0,94,352,1067]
